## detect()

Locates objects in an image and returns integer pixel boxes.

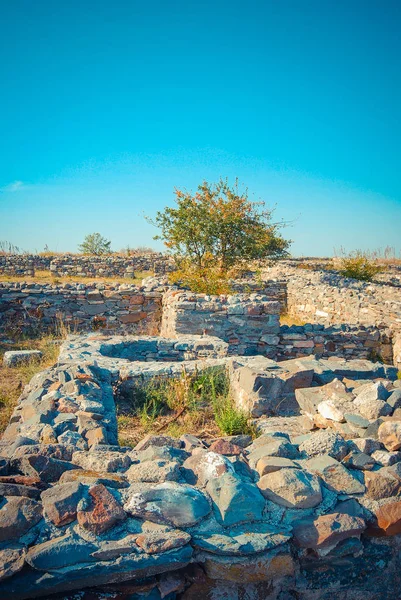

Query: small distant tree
[78,233,112,255]
[148,178,290,292]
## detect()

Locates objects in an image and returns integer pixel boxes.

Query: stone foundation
[1,334,401,599]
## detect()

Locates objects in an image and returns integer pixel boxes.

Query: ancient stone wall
[161,289,281,357]
[0,253,175,278]
[269,264,401,330]
[0,282,164,336]
[278,323,392,363]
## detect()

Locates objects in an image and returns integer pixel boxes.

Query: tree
[151,178,290,277]
[78,233,112,255]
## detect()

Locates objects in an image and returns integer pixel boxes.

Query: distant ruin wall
[267,265,401,330]
[0,253,175,278]
[0,282,163,336]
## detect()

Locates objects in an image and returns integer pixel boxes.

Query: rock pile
[1,338,401,598]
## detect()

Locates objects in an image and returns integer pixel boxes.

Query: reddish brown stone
[119,312,147,324]
[209,439,243,456]
[0,475,43,487]
[293,512,366,550]
[85,426,108,447]
[373,500,401,536]
[77,484,126,534]
[129,295,145,305]
[57,398,79,413]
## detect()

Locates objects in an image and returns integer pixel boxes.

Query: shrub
[78,233,112,255]
[339,250,382,282]
[212,396,250,435]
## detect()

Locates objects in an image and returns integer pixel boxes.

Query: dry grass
[280,312,306,326]
[0,336,61,434]
[0,270,154,286]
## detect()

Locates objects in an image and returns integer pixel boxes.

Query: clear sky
[1,0,400,256]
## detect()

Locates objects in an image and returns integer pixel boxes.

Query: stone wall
[0,253,175,278]
[0,281,164,336]
[161,289,281,357]
[269,264,401,330]
[278,323,391,362]
[267,264,401,367]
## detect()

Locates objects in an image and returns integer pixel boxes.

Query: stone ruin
[1,261,401,598]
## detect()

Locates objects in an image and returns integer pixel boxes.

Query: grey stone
[305,454,365,495]
[3,351,42,368]
[124,482,210,527]
[257,468,322,508]
[299,430,348,461]
[206,473,265,526]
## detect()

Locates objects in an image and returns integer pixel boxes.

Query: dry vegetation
[0,336,61,434]
[116,368,253,447]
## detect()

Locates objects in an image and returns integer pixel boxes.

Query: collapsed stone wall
[2,335,401,599]
[0,253,175,278]
[0,281,164,336]
[161,289,282,357]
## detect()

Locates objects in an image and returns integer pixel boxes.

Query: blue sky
[1,0,400,256]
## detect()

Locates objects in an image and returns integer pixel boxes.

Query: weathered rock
[305,454,365,495]
[257,468,322,508]
[364,469,401,499]
[192,521,291,555]
[0,483,41,499]
[247,439,299,469]
[378,420,401,451]
[182,451,234,486]
[135,434,182,452]
[41,482,83,526]
[317,400,345,422]
[3,350,42,368]
[0,497,42,542]
[135,528,191,554]
[355,398,392,421]
[12,454,80,483]
[206,473,265,526]
[0,545,26,582]
[351,437,382,455]
[293,512,366,551]
[126,460,181,483]
[59,469,129,489]
[371,450,401,467]
[298,430,347,461]
[256,456,299,476]
[295,387,326,416]
[208,439,244,456]
[71,450,131,473]
[342,451,376,471]
[124,482,210,527]
[372,500,401,535]
[354,381,390,404]
[77,484,126,534]
[26,530,98,569]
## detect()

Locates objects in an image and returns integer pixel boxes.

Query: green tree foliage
[78,233,112,256]
[150,179,290,291]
